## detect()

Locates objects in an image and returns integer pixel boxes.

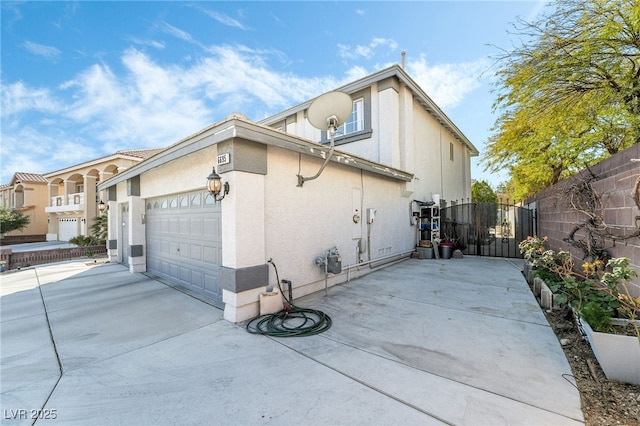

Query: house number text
[217,153,230,165]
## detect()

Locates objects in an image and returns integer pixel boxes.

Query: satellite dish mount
[297,91,352,187]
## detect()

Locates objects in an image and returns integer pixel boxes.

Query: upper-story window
[321,88,372,145]
[338,98,364,136]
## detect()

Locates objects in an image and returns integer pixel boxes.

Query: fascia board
[232,120,413,182]
[98,118,413,192]
[97,122,236,191]
[259,65,479,157]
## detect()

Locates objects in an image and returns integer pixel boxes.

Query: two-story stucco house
[0,173,49,243]
[97,65,479,322]
[43,149,164,242]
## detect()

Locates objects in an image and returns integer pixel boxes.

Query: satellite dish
[307,91,353,131]
[297,91,352,187]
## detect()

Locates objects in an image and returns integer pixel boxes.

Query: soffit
[98,117,413,191]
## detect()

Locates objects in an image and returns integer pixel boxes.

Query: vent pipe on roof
[401,51,406,69]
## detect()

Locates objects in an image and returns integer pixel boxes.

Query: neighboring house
[43,149,164,242]
[97,65,479,322]
[0,173,49,242]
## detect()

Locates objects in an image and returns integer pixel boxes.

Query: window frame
[320,88,372,146]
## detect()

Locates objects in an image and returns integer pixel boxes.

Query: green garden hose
[245,259,332,337]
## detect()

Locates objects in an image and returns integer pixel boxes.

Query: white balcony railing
[45,192,85,213]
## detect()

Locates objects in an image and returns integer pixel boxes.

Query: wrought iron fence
[439,202,535,258]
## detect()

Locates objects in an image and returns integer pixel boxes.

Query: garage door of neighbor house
[146,190,222,307]
[59,218,78,241]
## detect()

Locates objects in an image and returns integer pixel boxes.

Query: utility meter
[327,252,342,274]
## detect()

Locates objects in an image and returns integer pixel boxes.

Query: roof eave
[98,118,413,191]
[259,65,479,157]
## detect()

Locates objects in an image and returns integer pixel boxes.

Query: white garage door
[146,190,222,306]
[59,218,78,241]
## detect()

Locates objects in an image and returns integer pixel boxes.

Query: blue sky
[1,1,547,185]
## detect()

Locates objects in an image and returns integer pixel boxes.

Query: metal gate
[439,202,535,258]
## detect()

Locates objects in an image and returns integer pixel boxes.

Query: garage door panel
[169,263,179,277]
[179,242,189,258]
[178,218,187,234]
[170,218,179,233]
[190,218,203,236]
[203,218,220,238]
[190,244,202,261]
[146,190,222,305]
[179,266,190,282]
[169,241,179,256]
[191,271,204,289]
[203,245,221,263]
[204,273,219,295]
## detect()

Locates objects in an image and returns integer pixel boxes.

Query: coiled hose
[246,259,332,337]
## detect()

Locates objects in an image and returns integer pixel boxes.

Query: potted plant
[0,261,5,272]
[574,258,640,386]
[438,239,454,259]
[536,248,640,386]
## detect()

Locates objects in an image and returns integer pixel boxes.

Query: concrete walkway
[0,257,584,425]
[1,241,79,253]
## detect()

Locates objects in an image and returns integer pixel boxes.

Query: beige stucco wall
[139,147,217,199]
[3,183,49,237]
[264,145,415,298]
[45,156,150,241]
[293,81,471,207]
[411,105,471,204]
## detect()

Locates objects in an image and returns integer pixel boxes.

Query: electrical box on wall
[366,208,376,224]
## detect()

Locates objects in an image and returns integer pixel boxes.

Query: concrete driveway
[0,257,583,425]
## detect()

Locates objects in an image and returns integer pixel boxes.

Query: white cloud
[338,37,398,60]
[23,40,61,59]
[201,9,250,30]
[0,126,98,177]
[1,81,61,116]
[406,54,488,109]
[343,66,369,83]
[160,22,195,44]
[0,42,392,182]
[130,37,165,50]
[57,49,211,151]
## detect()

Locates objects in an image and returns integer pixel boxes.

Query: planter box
[578,316,640,386]
[533,276,565,309]
[523,261,535,285]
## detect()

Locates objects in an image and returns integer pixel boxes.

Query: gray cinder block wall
[531,144,640,298]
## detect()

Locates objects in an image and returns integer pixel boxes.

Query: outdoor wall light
[98,200,107,212]
[206,167,229,202]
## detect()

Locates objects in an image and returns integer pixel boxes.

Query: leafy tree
[484,0,640,201]
[0,205,30,234]
[471,180,499,203]
[90,214,108,244]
